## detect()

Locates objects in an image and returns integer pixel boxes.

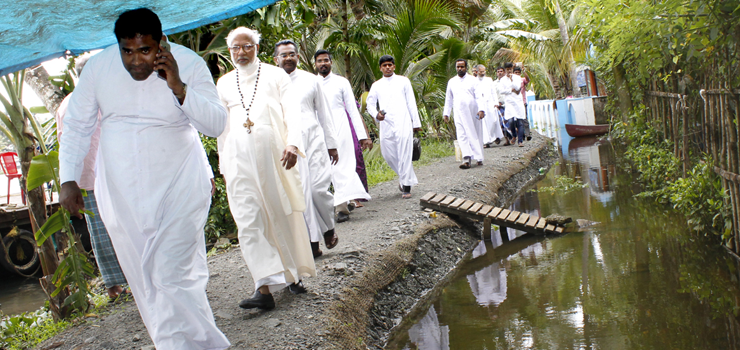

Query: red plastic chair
[0,152,24,204]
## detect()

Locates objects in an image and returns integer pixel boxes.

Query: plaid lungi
[84,190,127,288]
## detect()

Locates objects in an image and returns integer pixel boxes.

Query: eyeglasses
[278,52,297,59]
[229,44,257,52]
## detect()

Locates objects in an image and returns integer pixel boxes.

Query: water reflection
[390,135,740,349]
[0,276,47,315]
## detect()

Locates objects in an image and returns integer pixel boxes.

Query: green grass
[1,309,72,350]
[364,138,455,188]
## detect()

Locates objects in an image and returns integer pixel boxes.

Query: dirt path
[37,134,553,350]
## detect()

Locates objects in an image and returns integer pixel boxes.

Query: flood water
[0,274,47,316]
[388,136,740,349]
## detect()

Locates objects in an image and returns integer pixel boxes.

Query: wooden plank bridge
[419,192,565,239]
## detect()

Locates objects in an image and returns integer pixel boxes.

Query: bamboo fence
[643,84,740,253]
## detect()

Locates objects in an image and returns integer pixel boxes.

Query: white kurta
[319,72,371,204]
[466,242,508,306]
[475,77,505,144]
[58,43,229,350]
[217,61,315,292]
[498,75,525,120]
[366,74,420,187]
[290,69,337,242]
[443,74,485,161]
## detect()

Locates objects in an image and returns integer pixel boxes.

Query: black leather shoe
[239,290,275,310]
[288,281,307,294]
[337,212,349,223]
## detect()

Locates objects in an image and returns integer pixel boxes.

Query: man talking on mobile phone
[58,8,229,350]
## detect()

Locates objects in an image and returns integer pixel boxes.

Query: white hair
[226,27,261,46]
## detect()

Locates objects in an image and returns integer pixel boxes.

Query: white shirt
[289,69,338,149]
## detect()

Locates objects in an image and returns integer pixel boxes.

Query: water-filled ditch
[387,136,740,349]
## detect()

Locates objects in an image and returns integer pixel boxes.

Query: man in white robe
[274,40,340,258]
[443,59,486,169]
[474,64,505,147]
[366,55,420,199]
[499,62,526,147]
[315,50,372,222]
[217,27,316,311]
[58,8,229,349]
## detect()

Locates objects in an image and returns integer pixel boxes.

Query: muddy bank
[37,134,554,350]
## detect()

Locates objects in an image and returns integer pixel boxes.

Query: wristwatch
[175,83,187,100]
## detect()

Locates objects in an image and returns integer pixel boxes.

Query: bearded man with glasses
[216,27,315,311]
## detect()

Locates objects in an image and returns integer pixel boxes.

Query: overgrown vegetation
[532,174,588,194]
[613,109,730,238]
[365,138,455,188]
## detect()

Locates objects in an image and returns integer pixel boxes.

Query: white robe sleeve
[474,82,485,114]
[280,74,305,154]
[59,60,100,184]
[342,80,368,140]
[443,80,453,117]
[176,57,227,138]
[366,84,379,121]
[216,81,231,175]
[404,78,421,128]
[313,80,338,150]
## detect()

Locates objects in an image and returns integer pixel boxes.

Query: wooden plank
[525,215,539,228]
[420,192,436,202]
[440,196,456,206]
[516,213,530,225]
[459,200,475,211]
[535,218,547,230]
[449,198,466,209]
[555,227,564,234]
[545,224,556,233]
[429,194,446,204]
[482,217,492,241]
[477,205,493,216]
[468,203,483,213]
[488,207,502,218]
[506,211,520,223]
[497,209,511,220]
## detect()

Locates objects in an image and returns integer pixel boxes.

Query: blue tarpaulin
[0,0,278,76]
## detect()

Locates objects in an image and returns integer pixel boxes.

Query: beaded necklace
[235,62,261,133]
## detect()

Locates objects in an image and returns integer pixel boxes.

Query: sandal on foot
[324,229,339,249]
[402,192,412,199]
[459,162,471,169]
[477,161,483,166]
[109,288,131,303]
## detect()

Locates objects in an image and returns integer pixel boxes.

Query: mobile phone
[158,39,170,79]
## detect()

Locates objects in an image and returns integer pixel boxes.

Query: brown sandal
[324,229,339,249]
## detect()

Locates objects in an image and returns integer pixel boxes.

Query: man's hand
[328,149,339,165]
[478,111,485,120]
[360,139,373,151]
[443,115,450,123]
[376,111,385,121]
[413,127,421,133]
[60,181,85,219]
[281,145,299,170]
[155,44,186,104]
[210,178,216,196]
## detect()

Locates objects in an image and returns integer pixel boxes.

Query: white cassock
[365,74,420,188]
[443,74,485,162]
[320,72,371,204]
[498,75,525,121]
[407,305,450,350]
[475,76,505,144]
[58,43,229,350]
[217,60,315,293]
[289,68,338,242]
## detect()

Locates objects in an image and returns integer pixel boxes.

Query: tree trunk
[24,65,65,116]
[612,62,633,121]
[552,0,580,97]
[342,0,352,82]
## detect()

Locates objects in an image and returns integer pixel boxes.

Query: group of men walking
[444,60,531,169]
[57,8,422,350]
